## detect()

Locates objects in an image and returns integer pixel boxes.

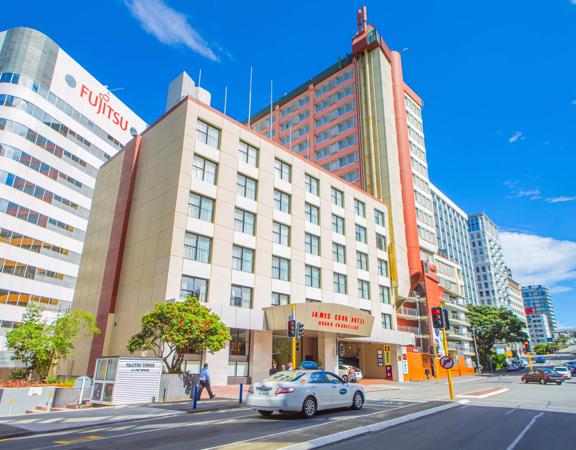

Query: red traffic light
[431,307,445,329]
[288,319,296,337]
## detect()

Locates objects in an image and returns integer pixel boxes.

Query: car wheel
[556,382,563,385]
[351,391,364,410]
[539,378,545,385]
[301,396,317,418]
[521,378,527,383]
[257,410,273,416]
[342,375,349,383]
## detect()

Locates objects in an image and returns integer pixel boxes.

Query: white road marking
[201,403,420,450]
[505,412,545,450]
[505,405,520,416]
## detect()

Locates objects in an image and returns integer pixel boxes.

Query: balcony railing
[398,325,426,336]
[398,307,420,318]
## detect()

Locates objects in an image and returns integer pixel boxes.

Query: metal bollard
[192,384,199,410]
[239,383,243,404]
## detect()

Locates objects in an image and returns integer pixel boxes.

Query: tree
[127,297,231,373]
[468,305,528,370]
[6,304,99,382]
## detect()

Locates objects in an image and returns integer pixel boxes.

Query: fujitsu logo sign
[79,84,129,131]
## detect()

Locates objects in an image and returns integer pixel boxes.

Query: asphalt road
[326,404,576,450]
[0,399,417,450]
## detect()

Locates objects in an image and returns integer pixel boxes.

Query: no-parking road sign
[440,355,454,369]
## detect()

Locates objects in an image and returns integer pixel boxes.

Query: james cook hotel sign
[264,303,374,337]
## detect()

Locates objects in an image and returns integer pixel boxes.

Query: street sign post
[74,376,93,406]
[441,326,455,400]
[440,355,454,369]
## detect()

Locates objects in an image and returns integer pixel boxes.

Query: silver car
[247,370,365,418]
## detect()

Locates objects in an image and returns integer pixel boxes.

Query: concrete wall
[0,386,56,417]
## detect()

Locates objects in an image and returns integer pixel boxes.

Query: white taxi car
[246,370,365,418]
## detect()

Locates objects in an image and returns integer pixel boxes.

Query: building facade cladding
[526,313,552,345]
[250,59,362,188]
[467,213,510,308]
[506,276,528,332]
[522,284,557,334]
[434,254,474,364]
[430,184,478,306]
[67,96,415,384]
[0,28,145,337]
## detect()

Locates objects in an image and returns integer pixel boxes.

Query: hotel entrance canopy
[264,303,374,338]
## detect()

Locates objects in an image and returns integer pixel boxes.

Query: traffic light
[288,319,296,337]
[296,322,304,338]
[431,307,445,329]
[443,309,450,330]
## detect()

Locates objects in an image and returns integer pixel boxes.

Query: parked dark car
[521,369,565,385]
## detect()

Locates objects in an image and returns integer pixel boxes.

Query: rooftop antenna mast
[198,69,202,87]
[247,66,253,127]
[223,85,228,115]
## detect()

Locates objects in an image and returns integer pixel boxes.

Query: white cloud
[508,131,525,143]
[500,232,576,293]
[545,196,576,203]
[124,0,219,61]
[503,181,541,200]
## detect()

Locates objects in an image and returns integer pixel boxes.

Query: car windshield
[542,369,554,374]
[263,371,305,383]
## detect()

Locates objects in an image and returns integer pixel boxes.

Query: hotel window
[354,199,366,218]
[230,285,252,308]
[305,203,320,225]
[272,222,290,246]
[272,256,290,281]
[305,174,319,196]
[333,273,347,294]
[188,192,214,222]
[305,233,320,256]
[379,285,390,304]
[236,174,257,200]
[232,245,254,273]
[196,119,220,148]
[234,209,255,235]
[376,233,387,251]
[355,225,367,243]
[332,214,345,234]
[358,279,370,299]
[183,233,211,263]
[374,209,385,226]
[180,275,208,302]
[229,329,249,356]
[356,251,368,271]
[331,187,344,207]
[377,259,389,277]
[272,292,290,306]
[381,313,393,329]
[239,141,258,167]
[305,265,321,288]
[275,158,292,182]
[192,155,217,184]
[274,190,291,213]
[332,243,346,264]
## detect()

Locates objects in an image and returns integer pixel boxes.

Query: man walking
[425,367,431,381]
[198,363,215,400]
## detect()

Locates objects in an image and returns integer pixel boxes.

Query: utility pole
[472,327,482,375]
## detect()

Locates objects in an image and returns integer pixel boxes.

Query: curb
[278,401,462,450]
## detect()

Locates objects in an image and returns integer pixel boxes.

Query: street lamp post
[471,327,482,375]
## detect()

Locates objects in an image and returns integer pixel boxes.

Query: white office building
[0,28,145,363]
[430,184,478,305]
[467,213,510,308]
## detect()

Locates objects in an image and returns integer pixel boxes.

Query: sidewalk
[0,397,241,439]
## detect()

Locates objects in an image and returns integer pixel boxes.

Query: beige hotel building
[65,83,414,385]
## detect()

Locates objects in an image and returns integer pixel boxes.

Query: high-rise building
[467,213,510,307]
[522,285,558,335]
[0,28,145,365]
[505,269,529,337]
[246,8,479,380]
[65,89,414,381]
[526,313,553,345]
[430,184,477,305]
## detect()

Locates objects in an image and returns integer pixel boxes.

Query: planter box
[0,386,57,417]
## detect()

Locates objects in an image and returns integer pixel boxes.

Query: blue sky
[3,0,575,327]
